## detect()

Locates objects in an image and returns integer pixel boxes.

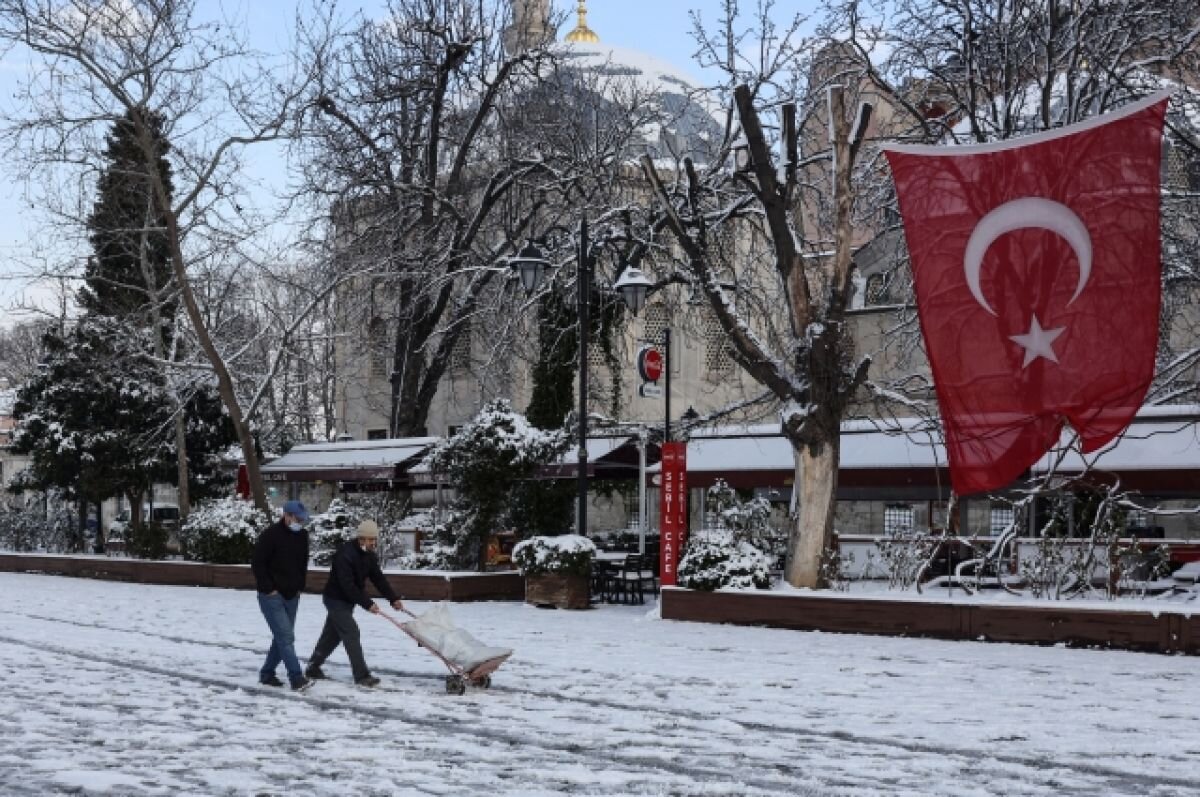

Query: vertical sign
[659,441,688,587]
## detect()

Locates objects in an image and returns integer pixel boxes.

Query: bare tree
[294,0,673,438]
[0,0,336,511]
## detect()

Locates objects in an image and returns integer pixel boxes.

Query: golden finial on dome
[565,0,599,43]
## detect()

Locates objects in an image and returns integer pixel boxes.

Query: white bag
[401,603,512,672]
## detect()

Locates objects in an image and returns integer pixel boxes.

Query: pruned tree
[637,3,877,588]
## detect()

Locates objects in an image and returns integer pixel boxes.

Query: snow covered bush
[391,510,456,570]
[428,400,569,570]
[677,527,772,591]
[705,479,787,566]
[511,534,596,578]
[308,498,367,566]
[180,497,269,564]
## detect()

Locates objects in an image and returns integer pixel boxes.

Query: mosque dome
[547,2,724,162]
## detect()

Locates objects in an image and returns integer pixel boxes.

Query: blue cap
[282,500,310,523]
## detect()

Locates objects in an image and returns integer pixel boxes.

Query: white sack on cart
[401,603,513,672]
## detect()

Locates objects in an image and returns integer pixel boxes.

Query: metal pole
[637,430,647,555]
[577,216,589,537]
[663,327,671,443]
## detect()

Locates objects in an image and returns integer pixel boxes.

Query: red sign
[659,441,687,587]
[637,345,663,383]
[236,463,251,500]
[883,94,1168,495]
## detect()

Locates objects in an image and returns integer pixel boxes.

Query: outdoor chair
[590,560,617,604]
[613,554,656,604]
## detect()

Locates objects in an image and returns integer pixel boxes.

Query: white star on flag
[1009,315,1066,368]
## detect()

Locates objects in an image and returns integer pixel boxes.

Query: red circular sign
[637,345,663,382]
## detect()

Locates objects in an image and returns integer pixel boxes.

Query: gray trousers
[309,598,371,681]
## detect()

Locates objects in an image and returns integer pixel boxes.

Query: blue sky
[0,0,794,319]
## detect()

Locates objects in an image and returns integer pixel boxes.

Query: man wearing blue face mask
[251,500,313,691]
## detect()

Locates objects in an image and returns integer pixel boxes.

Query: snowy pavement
[1,573,1198,796]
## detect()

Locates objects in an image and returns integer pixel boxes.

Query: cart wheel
[470,675,491,689]
[445,675,466,696]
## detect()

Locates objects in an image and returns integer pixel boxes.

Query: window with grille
[450,320,471,372]
[644,304,668,345]
[865,274,886,305]
[368,318,388,381]
[1165,138,1197,192]
[883,503,914,535]
[989,504,1015,535]
[702,308,733,377]
[1126,509,1148,530]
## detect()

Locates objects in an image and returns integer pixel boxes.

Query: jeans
[309,598,371,682]
[257,592,303,683]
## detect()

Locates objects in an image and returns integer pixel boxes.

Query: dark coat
[323,540,398,610]
[251,520,310,599]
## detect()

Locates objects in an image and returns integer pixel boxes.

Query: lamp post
[509,218,594,537]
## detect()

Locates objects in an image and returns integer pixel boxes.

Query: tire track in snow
[8,610,1191,795]
[0,632,820,796]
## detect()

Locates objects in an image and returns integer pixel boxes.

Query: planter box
[524,572,589,609]
[0,554,523,602]
[661,587,1200,655]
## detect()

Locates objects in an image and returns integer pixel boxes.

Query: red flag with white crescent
[883,93,1169,495]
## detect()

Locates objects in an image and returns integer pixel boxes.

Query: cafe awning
[261,437,439,484]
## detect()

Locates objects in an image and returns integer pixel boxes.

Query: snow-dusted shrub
[677,528,772,591]
[705,479,787,565]
[0,506,41,551]
[428,400,569,570]
[391,510,455,570]
[874,529,938,589]
[180,497,269,564]
[309,498,366,566]
[511,534,596,578]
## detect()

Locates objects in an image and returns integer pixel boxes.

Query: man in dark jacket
[251,500,312,691]
[305,519,404,687]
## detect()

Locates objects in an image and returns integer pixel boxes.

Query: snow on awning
[262,437,439,483]
[647,419,947,475]
[540,435,649,479]
[1032,407,1200,473]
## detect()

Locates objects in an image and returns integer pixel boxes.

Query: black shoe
[259,674,284,687]
[305,663,326,680]
[290,676,314,692]
[355,675,381,688]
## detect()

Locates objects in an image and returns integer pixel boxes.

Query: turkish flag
[883,94,1169,495]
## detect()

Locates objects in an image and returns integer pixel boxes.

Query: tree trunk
[785,436,840,588]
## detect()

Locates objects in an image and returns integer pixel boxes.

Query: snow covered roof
[261,437,439,482]
[650,418,947,474]
[649,405,1200,478]
[1033,407,1200,473]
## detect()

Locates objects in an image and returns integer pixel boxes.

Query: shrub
[309,498,366,566]
[512,534,596,578]
[180,497,269,564]
[677,528,772,591]
[127,522,169,560]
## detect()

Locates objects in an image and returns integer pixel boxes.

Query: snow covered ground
[1,572,1198,796]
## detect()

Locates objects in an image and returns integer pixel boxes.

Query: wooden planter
[524,571,589,609]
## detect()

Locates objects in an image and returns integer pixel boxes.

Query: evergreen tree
[10,321,173,536]
[80,107,175,327]
[513,290,579,537]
